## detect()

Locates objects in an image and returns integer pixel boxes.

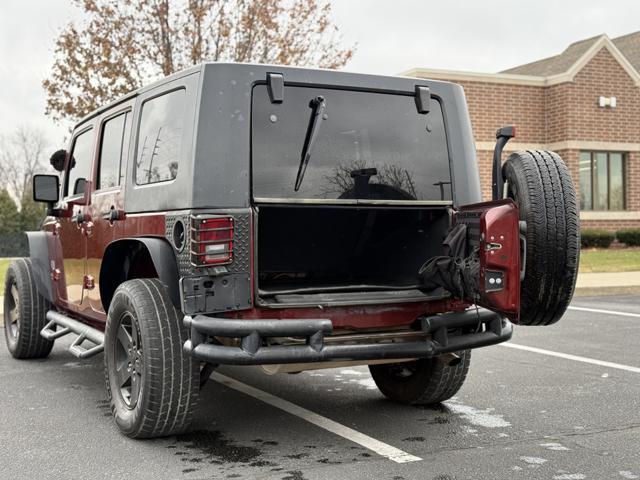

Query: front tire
[369,351,471,405]
[3,258,54,359]
[503,150,580,326]
[104,278,199,439]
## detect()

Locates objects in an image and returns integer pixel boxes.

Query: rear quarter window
[135,89,186,185]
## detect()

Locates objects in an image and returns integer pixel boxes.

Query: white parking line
[211,372,422,463]
[568,306,640,318]
[500,343,640,373]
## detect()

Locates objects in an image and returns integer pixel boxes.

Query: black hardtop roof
[73,62,456,130]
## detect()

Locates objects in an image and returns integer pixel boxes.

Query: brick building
[404,32,640,231]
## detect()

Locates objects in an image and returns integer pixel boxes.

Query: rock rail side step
[40,310,105,359]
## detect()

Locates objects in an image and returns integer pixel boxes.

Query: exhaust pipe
[435,352,461,367]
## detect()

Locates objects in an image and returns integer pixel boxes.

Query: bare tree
[43,0,355,123]
[0,126,50,203]
[321,160,419,200]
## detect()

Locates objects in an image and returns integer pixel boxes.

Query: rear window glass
[251,85,451,202]
[135,89,186,185]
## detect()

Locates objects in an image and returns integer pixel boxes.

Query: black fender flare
[99,237,180,312]
[26,231,54,302]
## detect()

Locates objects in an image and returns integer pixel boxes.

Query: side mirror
[67,178,92,206]
[33,174,60,204]
[73,178,87,196]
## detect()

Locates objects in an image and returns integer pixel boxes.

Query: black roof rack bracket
[415,85,431,114]
[267,73,284,104]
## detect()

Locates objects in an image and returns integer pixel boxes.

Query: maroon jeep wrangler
[4,64,579,438]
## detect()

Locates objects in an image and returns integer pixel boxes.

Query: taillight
[191,216,234,266]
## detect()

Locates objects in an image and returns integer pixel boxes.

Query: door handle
[101,208,124,222]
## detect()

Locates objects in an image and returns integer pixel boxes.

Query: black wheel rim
[113,312,143,409]
[6,282,20,340]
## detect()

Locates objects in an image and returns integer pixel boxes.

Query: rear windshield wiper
[294,95,326,191]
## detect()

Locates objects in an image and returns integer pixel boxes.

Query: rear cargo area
[257,205,450,306]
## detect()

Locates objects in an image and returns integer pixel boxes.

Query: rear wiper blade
[294,95,326,191]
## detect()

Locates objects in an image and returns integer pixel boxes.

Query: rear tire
[104,278,199,439]
[3,258,54,359]
[369,351,471,405]
[503,150,580,326]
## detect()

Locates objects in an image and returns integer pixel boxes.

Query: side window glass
[66,129,94,197]
[135,89,186,185]
[98,111,129,190]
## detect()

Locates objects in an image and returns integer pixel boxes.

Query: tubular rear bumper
[182,308,512,366]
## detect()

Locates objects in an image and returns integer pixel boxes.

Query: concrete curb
[574,285,640,297]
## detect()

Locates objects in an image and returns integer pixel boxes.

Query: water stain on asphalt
[253,438,279,446]
[433,416,451,424]
[416,403,451,413]
[281,471,308,480]
[418,415,451,425]
[171,430,263,465]
[250,460,278,467]
[95,399,112,417]
[285,453,309,459]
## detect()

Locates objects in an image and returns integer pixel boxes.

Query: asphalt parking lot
[1,295,638,480]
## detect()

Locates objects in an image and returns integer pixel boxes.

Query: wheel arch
[99,237,180,312]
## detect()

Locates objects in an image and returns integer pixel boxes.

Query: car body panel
[30,63,506,341]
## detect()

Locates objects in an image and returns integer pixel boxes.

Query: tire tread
[3,258,54,359]
[105,278,199,439]
[504,150,580,326]
[369,351,471,405]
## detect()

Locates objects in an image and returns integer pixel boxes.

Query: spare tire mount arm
[492,125,516,200]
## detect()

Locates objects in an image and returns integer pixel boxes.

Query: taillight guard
[190,215,235,267]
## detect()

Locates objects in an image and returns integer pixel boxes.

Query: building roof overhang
[401,35,640,87]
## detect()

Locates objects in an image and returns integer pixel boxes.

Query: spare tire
[502,150,580,326]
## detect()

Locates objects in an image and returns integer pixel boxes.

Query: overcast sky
[1,0,640,146]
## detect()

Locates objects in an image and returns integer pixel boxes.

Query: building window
[579,151,625,211]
